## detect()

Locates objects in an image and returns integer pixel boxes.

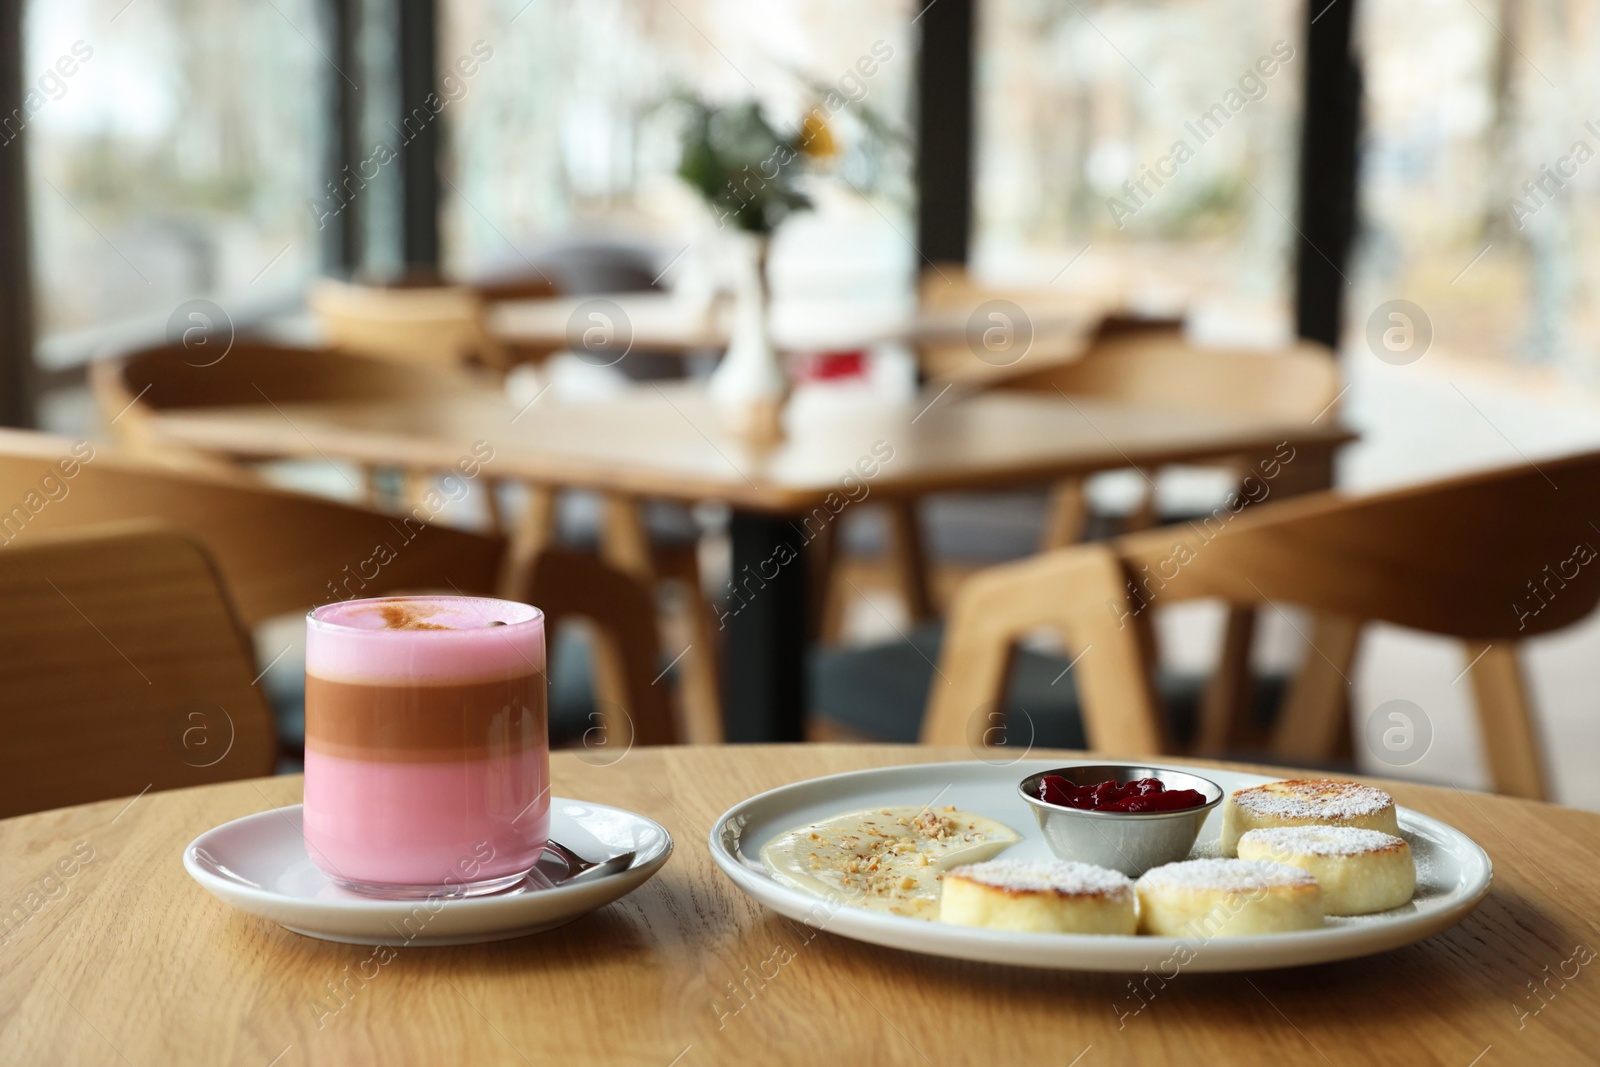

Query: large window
[439,0,917,298]
[1351,0,1600,375]
[24,0,325,370]
[972,0,1306,343]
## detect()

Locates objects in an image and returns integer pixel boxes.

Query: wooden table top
[148,382,1353,513]
[488,292,1092,354]
[3,745,1596,1065]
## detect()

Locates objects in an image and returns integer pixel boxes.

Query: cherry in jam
[1035,775,1206,813]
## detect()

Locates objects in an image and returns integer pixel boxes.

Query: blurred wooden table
[3,745,1597,1066]
[488,292,1092,355]
[147,383,1352,741]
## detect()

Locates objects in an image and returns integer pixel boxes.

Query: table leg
[722,511,809,742]
[885,497,936,622]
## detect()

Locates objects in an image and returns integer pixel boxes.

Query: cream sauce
[760,805,1021,919]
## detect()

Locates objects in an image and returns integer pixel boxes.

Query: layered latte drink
[303,596,549,897]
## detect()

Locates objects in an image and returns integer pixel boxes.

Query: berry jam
[1035,775,1207,813]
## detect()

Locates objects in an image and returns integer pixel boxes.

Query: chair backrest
[915,266,1099,384]
[918,262,1098,318]
[0,429,506,626]
[89,341,473,464]
[0,523,278,818]
[0,431,679,751]
[526,548,676,747]
[471,272,559,304]
[310,278,508,372]
[922,450,1600,765]
[999,331,1343,422]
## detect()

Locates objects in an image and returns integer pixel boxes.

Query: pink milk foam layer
[306,596,545,683]
[303,749,550,886]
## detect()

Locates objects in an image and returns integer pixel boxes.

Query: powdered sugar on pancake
[1138,858,1316,892]
[1231,780,1393,820]
[947,859,1133,898]
[1240,826,1407,856]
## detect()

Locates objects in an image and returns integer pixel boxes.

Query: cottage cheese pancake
[1219,779,1399,856]
[1136,858,1323,937]
[760,806,1021,919]
[940,859,1136,934]
[1238,826,1416,916]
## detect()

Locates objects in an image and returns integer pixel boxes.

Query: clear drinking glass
[302,596,549,898]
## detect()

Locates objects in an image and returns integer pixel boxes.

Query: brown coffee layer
[305,672,546,762]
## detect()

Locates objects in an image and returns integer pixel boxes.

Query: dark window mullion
[0,0,34,428]
[1295,0,1362,348]
[914,0,974,267]
[397,0,438,273]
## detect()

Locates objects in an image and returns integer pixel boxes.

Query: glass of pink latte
[303,595,549,897]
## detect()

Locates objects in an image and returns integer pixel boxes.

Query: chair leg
[1040,479,1089,551]
[806,515,841,643]
[497,483,558,600]
[482,478,507,536]
[885,497,935,622]
[1068,560,1170,755]
[358,463,381,508]
[593,496,659,747]
[1271,614,1362,762]
[601,493,725,744]
[600,494,656,581]
[588,622,641,751]
[654,546,725,744]
[1197,606,1257,754]
[1465,642,1548,800]
[1125,471,1159,532]
[922,547,1169,756]
[403,468,434,515]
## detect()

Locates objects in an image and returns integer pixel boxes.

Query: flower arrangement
[673,98,835,234]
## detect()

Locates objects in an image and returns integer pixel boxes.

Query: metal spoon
[544,840,635,885]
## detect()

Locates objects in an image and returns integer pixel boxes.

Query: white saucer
[709,760,1493,972]
[185,799,672,945]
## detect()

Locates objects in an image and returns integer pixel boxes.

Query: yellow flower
[798,110,836,159]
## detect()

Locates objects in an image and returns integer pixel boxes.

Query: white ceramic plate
[185,799,672,945]
[708,760,1492,972]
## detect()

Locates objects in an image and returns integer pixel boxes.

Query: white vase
[709,232,787,441]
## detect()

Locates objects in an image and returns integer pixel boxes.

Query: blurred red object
[793,349,867,382]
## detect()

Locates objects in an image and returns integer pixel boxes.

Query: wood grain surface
[145,383,1353,514]
[488,293,1090,355]
[3,745,1596,1066]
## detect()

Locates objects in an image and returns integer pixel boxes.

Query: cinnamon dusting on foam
[372,602,455,631]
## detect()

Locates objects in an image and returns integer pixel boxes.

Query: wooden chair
[525,547,673,750]
[470,272,559,305]
[829,320,1337,631]
[1008,330,1345,745]
[846,325,1341,734]
[0,523,278,818]
[90,345,724,742]
[466,270,563,370]
[88,341,482,510]
[1003,329,1344,547]
[310,278,509,373]
[911,264,1094,385]
[503,484,722,744]
[0,431,679,760]
[921,451,1600,800]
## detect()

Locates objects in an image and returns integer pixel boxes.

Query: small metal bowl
[1018,764,1225,877]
